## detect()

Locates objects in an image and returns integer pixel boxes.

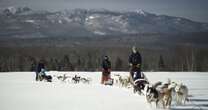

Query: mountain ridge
[0,6,208,38]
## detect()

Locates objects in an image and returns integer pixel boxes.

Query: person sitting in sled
[36,60,52,82]
[35,60,45,81]
[101,56,111,84]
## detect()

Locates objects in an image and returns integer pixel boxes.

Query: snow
[89,16,95,19]
[6,6,17,14]
[25,20,35,23]
[93,31,106,35]
[58,20,63,24]
[86,15,100,21]
[135,9,146,16]
[0,72,208,110]
[63,17,73,23]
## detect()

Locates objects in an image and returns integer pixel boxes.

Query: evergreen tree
[115,57,123,71]
[18,56,24,71]
[30,58,37,71]
[49,58,57,70]
[63,55,74,71]
[158,55,165,71]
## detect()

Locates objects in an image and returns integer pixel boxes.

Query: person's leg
[129,67,134,84]
[35,72,39,81]
[107,71,111,80]
[103,75,107,83]
[102,70,108,84]
[101,72,104,84]
[136,67,142,79]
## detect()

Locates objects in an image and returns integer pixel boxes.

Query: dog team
[102,46,189,109]
[34,46,189,109]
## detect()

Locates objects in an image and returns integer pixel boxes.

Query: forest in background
[0,33,208,72]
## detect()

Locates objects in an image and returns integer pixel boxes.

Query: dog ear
[167,78,171,84]
[179,83,183,87]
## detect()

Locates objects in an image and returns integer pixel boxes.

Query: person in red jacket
[101,56,111,84]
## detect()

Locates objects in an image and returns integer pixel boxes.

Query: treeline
[0,46,129,72]
[0,44,208,72]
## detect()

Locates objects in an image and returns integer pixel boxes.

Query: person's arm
[109,61,111,69]
[138,52,142,65]
[136,52,142,68]
[37,64,41,73]
[102,60,105,69]
[128,54,133,66]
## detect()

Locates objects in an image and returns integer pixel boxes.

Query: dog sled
[37,73,52,82]
[104,78,114,85]
[37,69,52,82]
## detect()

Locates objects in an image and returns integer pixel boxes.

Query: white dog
[112,74,120,86]
[119,75,131,88]
[173,82,189,105]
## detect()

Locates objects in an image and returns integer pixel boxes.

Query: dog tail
[153,81,162,88]
[186,97,190,102]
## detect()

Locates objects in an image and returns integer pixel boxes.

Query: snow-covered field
[0,71,208,110]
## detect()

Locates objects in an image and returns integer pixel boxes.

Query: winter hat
[132,46,137,53]
[104,56,108,60]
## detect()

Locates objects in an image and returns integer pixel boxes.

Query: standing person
[35,60,45,81]
[101,56,111,84]
[128,46,142,83]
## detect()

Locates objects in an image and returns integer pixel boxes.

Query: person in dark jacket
[129,46,142,83]
[35,60,45,81]
[101,56,111,84]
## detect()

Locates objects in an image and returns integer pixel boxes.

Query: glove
[108,69,111,72]
[136,64,140,68]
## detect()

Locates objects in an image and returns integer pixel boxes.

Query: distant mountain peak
[135,9,146,15]
[0,7,208,38]
[2,6,32,15]
[4,6,17,14]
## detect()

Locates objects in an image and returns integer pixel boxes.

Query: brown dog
[156,82,176,109]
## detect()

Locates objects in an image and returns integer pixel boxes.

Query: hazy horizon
[0,0,208,23]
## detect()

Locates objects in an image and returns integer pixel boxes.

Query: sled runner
[104,78,114,86]
[38,74,52,82]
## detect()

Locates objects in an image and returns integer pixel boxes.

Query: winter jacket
[102,59,111,70]
[36,63,45,73]
[129,51,142,66]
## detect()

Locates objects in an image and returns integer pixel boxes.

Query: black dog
[133,79,149,95]
[145,81,162,107]
[72,75,81,84]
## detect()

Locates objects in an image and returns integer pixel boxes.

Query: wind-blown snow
[0,72,208,110]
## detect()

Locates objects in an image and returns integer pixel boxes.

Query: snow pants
[101,69,111,84]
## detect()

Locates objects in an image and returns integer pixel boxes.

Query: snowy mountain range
[0,6,208,38]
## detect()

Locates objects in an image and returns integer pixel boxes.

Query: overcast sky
[0,0,208,23]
